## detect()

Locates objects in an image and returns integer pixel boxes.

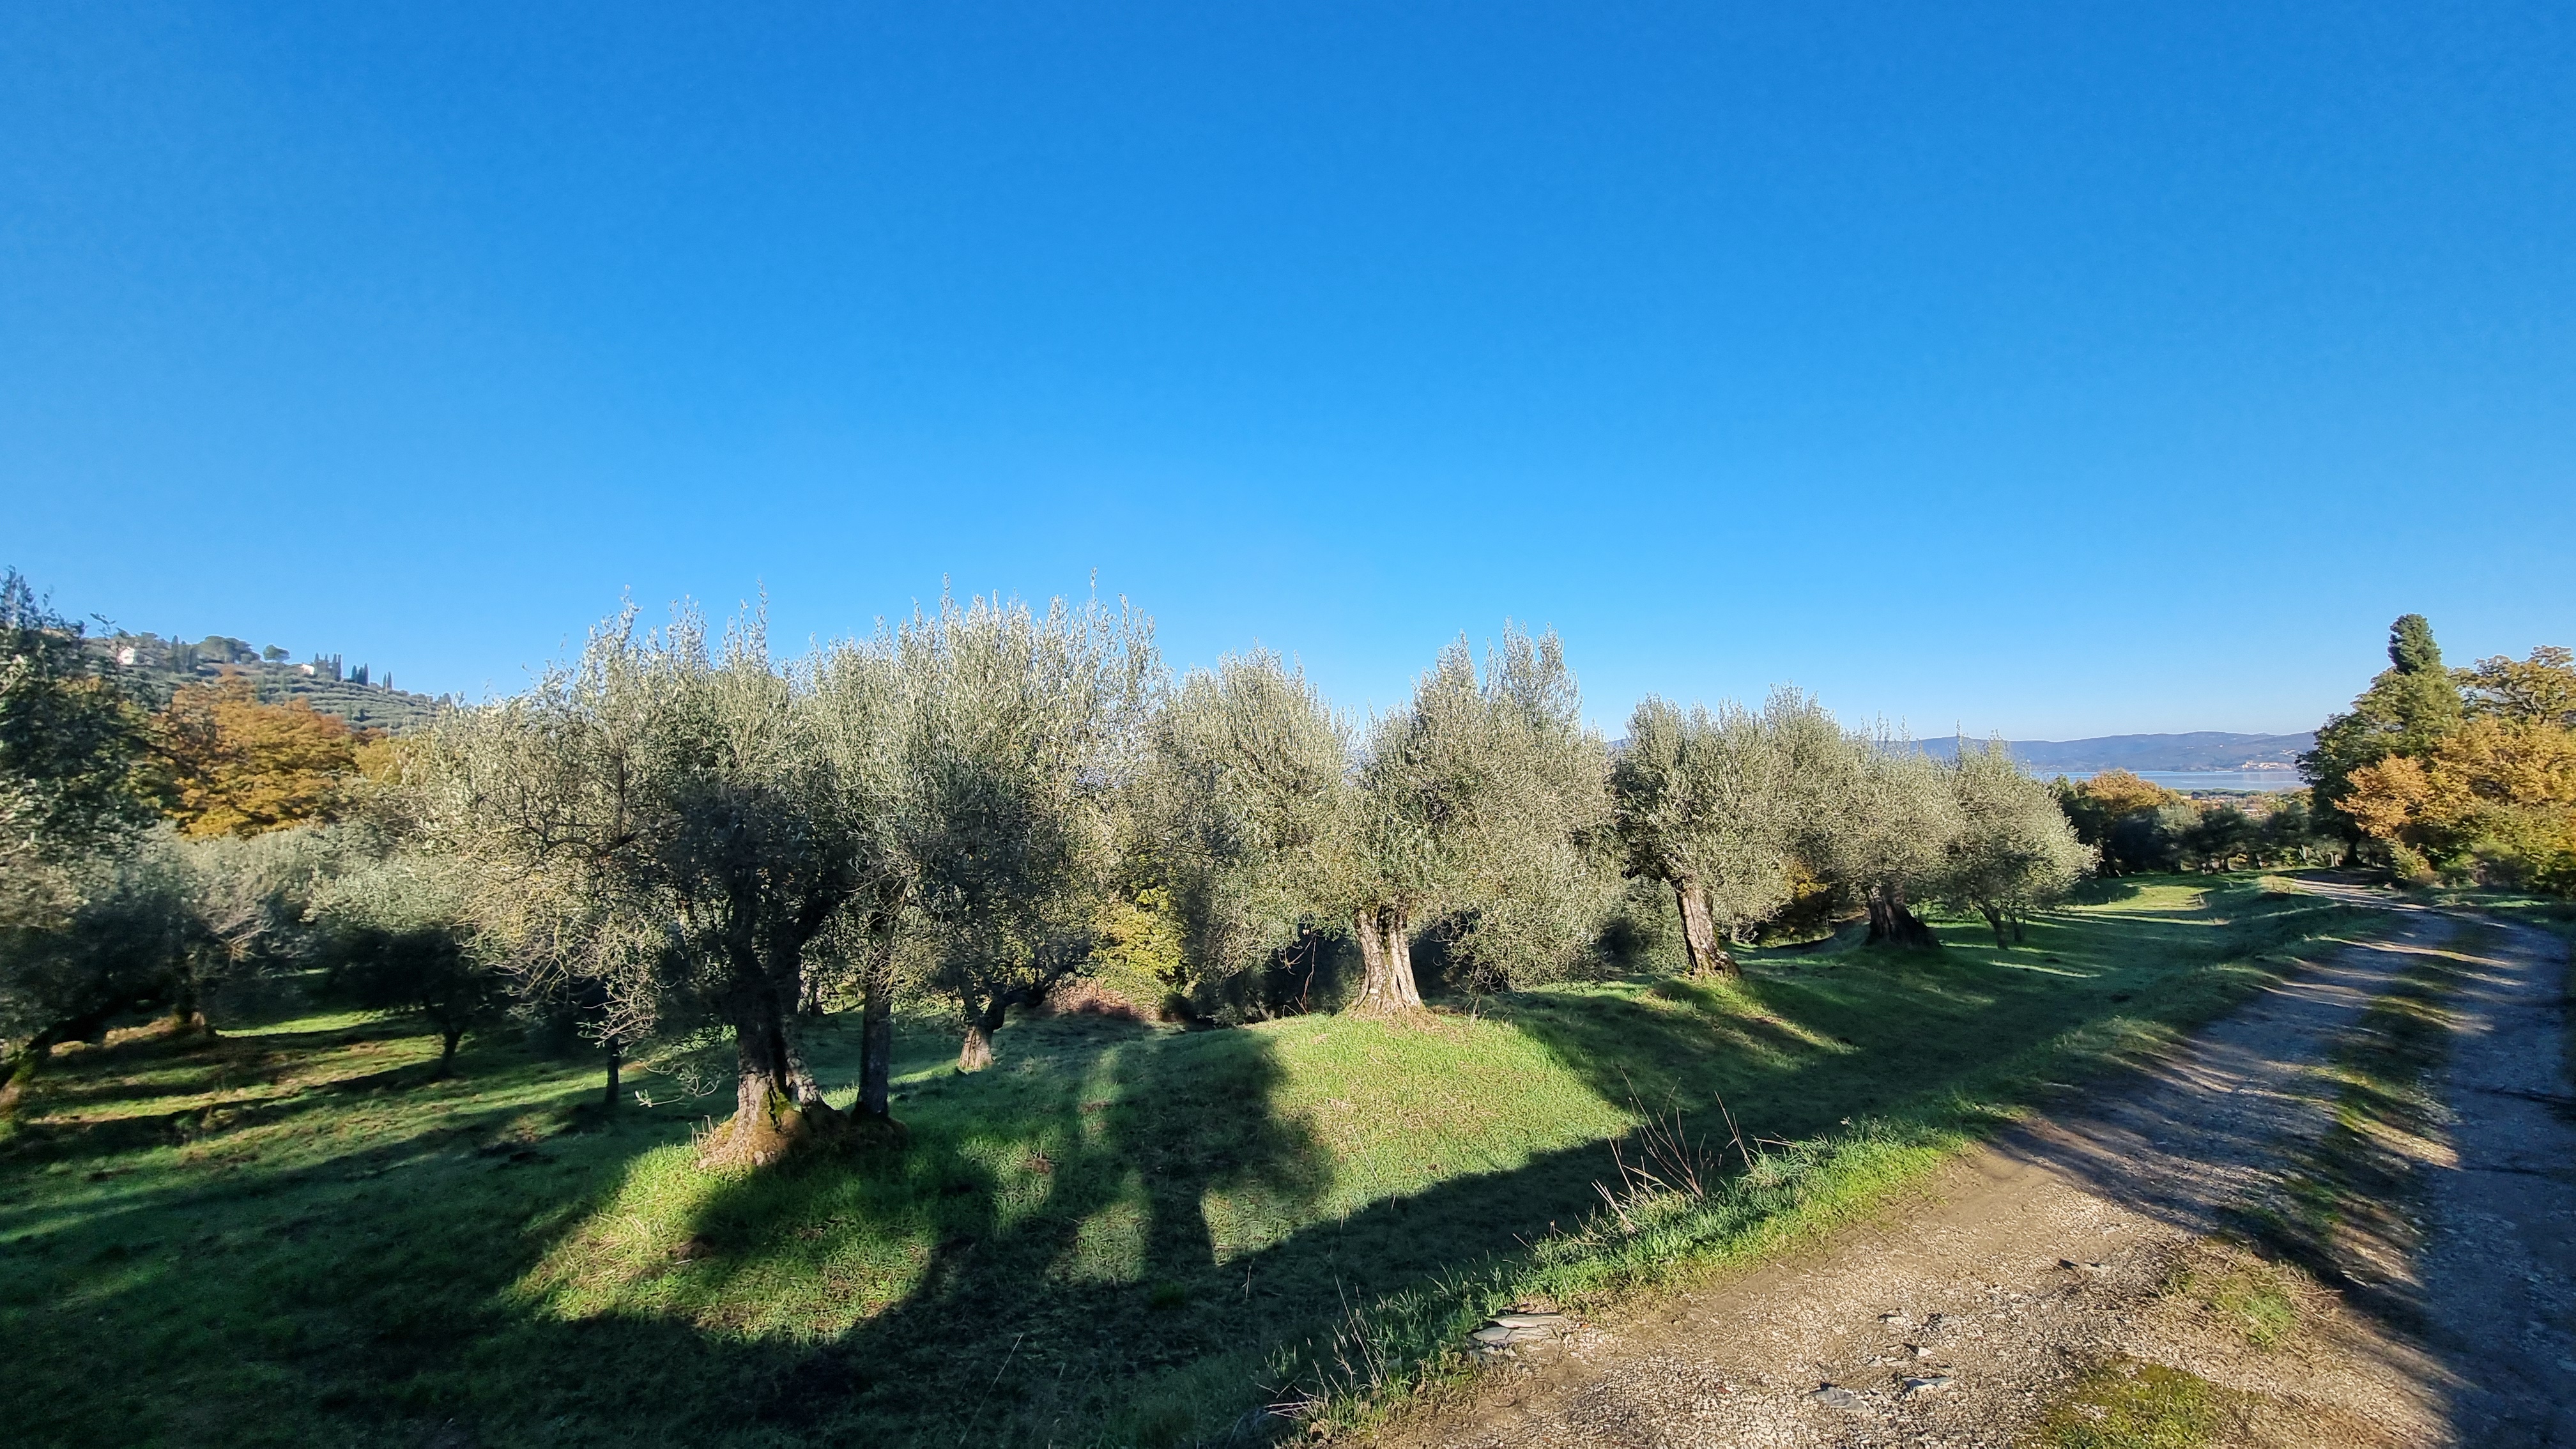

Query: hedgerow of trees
[2053,768,2329,877]
[6,573,2125,1170]
[2304,615,2576,891]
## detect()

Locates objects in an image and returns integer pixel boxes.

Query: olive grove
[2,571,2124,1165]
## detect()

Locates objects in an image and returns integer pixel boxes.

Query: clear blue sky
[6,3,2571,738]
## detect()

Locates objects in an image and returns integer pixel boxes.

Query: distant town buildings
[91,631,444,732]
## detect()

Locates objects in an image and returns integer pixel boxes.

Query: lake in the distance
[2053,769,2304,793]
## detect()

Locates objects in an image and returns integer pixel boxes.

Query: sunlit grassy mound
[523,1009,1634,1338]
[0,876,2370,1448]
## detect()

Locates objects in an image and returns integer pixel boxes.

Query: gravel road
[1367,892,2574,1448]
[2416,909,2576,1446]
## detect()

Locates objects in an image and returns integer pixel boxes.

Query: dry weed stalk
[1595,1085,1784,1233]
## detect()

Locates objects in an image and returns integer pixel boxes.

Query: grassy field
[0,875,2375,1448]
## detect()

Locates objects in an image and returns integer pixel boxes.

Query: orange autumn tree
[2339,646,2576,892]
[147,676,364,837]
[2076,767,2179,819]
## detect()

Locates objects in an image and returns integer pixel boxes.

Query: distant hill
[1910,732,2312,773]
[91,630,450,734]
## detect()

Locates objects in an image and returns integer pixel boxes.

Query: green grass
[2028,1360,2232,1449]
[2170,1253,2307,1350]
[0,875,2373,1447]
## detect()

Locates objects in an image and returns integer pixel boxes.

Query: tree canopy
[2302,613,2466,850]
[146,677,362,838]
[33,569,2403,1179]
[1935,740,2094,945]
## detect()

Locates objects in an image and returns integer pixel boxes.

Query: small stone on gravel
[1808,1384,1865,1410]
[1901,1374,1956,1397]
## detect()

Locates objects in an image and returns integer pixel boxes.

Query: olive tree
[1831,737,1961,948]
[0,571,148,877]
[412,604,876,1165]
[1136,650,1348,1011]
[1438,627,1616,991]
[1758,702,1960,950]
[890,592,1159,1071]
[1934,739,2094,946]
[1326,627,1611,1011]
[0,843,192,1112]
[1611,696,1795,977]
[800,632,915,1120]
[165,820,342,1031]
[311,852,503,1077]
[1,571,157,1105]
[1,824,341,1115]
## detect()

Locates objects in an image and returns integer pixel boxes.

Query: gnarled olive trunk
[1,999,125,1119]
[780,1011,828,1109]
[1347,905,1425,1015]
[956,992,1008,1073]
[1864,880,1938,949]
[855,916,901,1117]
[1673,880,1738,978]
[167,962,208,1036]
[733,1020,791,1124]
[0,1029,60,1119]
[1979,905,2010,947]
[601,1035,622,1111]
[702,976,837,1169]
[859,958,896,1114]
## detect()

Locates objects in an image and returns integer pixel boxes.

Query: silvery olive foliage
[1326,627,1616,1008]
[1614,688,2027,962]
[0,839,192,1083]
[1137,650,1348,1011]
[1433,626,1620,992]
[408,602,870,1131]
[884,590,1160,1071]
[1792,723,1960,947]
[1612,695,1798,977]
[798,624,914,1111]
[307,847,500,1075]
[293,584,2089,1160]
[3,822,345,1105]
[1933,737,2095,946]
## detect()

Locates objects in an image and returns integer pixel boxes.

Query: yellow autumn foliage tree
[2338,646,2576,892]
[1086,887,1188,1015]
[146,676,364,837]
[2076,767,2179,818]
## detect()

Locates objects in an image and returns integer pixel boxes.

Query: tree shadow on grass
[1487,912,2156,1145]
[10,1021,411,1117]
[687,893,2335,1444]
[491,1012,1340,1445]
[0,967,2156,1447]
[2,880,2372,1448]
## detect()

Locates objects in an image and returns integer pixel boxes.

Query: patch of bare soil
[1366,903,2530,1449]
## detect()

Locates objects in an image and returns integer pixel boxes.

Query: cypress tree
[2302,613,2466,857]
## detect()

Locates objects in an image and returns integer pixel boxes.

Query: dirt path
[1369,896,2575,1448]
[2417,910,2576,1446]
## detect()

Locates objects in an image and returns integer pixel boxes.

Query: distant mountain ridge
[1910,732,2312,773]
